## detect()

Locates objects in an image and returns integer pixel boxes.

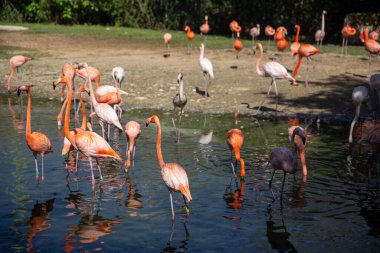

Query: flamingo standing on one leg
[199,43,214,99]
[292,44,320,87]
[163,33,172,57]
[7,55,31,93]
[253,43,294,115]
[341,24,357,56]
[349,86,369,146]
[124,121,141,172]
[172,73,187,141]
[17,85,53,182]
[185,25,195,54]
[234,31,243,62]
[227,129,245,178]
[200,15,210,41]
[268,127,306,202]
[54,71,121,190]
[315,10,327,49]
[146,115,192,221]
[290,25,301,66]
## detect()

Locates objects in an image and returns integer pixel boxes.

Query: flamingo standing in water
[124,121,141,172]
[315,10,327,49]
[292,44,320,87]
[268,127,306,200]
[7,55,31,93]
[172,73,187,140]
[200,15,210,40]
[54,69,121,190]
[288,125,308,176]
[227,129,245,178]
[17,85,53,182]
[146,115,192,221]
[199,43,214,99]
[185,25,195,53]
[341,24,357,56]
[163,33,172,57]
[349,86,369,145]
[253,43,294,115]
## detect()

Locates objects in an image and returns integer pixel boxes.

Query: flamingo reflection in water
[125,174,143,217]
[162,222,190,253]
[27,199,55,253]
[223,178,245,220]
[8,95,25,133]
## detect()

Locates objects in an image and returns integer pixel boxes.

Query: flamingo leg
[7,67,15,93]
[96,158,103,180]
[34,154,39,182]
[132,144,136,167]
[182,195,190,216]
[172,106,177,133]
[280,172,287,207]
[269,169,276,188]
[177,108,184,142]
[89,158,95,190]
[230,161,237,178]
[253,79,273,115]
[75,151,79,173]
[169,191,175,221]
[108,124,110,141]
[41,154,45,183]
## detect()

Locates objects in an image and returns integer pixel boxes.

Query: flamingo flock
[6,10,380,223]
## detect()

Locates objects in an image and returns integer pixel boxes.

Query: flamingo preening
[17,85,53,182]
[53,68,121,190]
[125,121,141,172]
[227,129,245,178]
[292,44,320,87]
[349,86,369,146]
[229,20,241,40]
[268,127,306,201]
[253,43,294,115]
[315,10,327,49]
[341,24,357,56]
[199,43,214,99]
[7,55,31,93]
[146,115,192,221]
[172,73,187,141]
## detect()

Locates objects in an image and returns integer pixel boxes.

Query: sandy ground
[0,29,377,118]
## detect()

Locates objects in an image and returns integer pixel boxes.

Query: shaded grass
[0,23,368,56]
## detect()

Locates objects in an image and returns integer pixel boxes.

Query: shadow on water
[161,222,190,253]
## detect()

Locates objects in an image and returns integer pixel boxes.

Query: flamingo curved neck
[293,54,303,79]
[179,81,184,101]
[64,79,75,145]
[322,13,325,33]
[349,104,361,143]
[88,73,98,107]
[26,90,32,136]
[155,120,165,168]
[200,47,204,60]
[79,90,87,130]
[295,26,300,43]
[255,44,265,77]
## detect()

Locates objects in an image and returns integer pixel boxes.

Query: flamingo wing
[263,62,293,80]
[95,103,123,130]
[200,58,214,78]
[162,163,192,202]
[27,132,53,154]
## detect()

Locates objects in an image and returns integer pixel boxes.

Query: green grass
[0,22,368,55]
[0,45,48,59]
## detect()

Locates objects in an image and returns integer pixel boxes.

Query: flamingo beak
[16,87,22,96]
[145,118,151,127]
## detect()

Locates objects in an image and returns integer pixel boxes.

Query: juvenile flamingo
[7,55,31,93]
[185,25,195,53]
[200,15,210,39]
[227,129,245,178]
[146,115,192,221]
[253,43,294,115]
[124,121,141,172]
[199,43,214,99]
[292,44,320,86]
[17,85,53,182]
[54,71,121,190]
[341,24,357,56]
[349,86,369,145]
[268,127,306,201]
[315,10,327,49]
[172,73,187,139]
[163,33,172,57]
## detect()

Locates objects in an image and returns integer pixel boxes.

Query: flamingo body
[125,121,141,171]
[265,25,275,36]
[277,39,288,52]
[290,25,301,56]
[292,44,320,86]
[7,55,31,93]
[227,129,245,177]
[200,16,210,35]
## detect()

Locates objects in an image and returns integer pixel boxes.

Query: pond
[0,94,379,253]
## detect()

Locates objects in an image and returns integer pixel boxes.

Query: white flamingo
[349,86,369,145]
[199,43,214,99]
[315,10,327,49]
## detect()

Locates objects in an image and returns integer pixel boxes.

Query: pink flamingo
[54,71,121,190]
[163,33,172,57]
[200,15,210,41]
[290,25,301,57]
[253,43,294,115]
[227,129,245,177]
[17,85,53,182]
[362,28,380,64]
[341,24,357,56]
[7,55,31,93]
[124,121,141,172]
[250,24,260,46]
[288,125,307,176]
[292,44,320,87]
[315,10,327,49]
[146,115,192,221]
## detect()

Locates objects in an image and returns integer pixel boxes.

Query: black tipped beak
[294,127,306,145]
[16,87,22,97]
[53,82,57,90]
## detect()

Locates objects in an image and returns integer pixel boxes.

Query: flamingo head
[177,73,184,84]
[185,25,190,32]
[323,10,327,15]
[53,76,69,90]
[16,84,33,96]
[200,43,205,51]
[146,115,159,127]
[24,56,31,62]
[295,24,300,30]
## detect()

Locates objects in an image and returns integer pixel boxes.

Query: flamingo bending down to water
[199,43,214,99]
[341,24,357,56]
[268,127,306,199]
[146,115,192,221]
[230,20,241,40]
[292,44,320,87]
[125,121,141,172]
[315,10,327,49]
[349,86,369,145]
[17,85,53,182]
[163,33,172,56]
[227,129,245,177]
[200,15,210,37]
[7,55,31,93]
[54,71,121,190]
[253,43,294,115]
